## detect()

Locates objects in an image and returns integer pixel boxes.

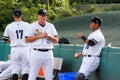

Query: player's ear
[96,23,100,28]
[20,15,23,18]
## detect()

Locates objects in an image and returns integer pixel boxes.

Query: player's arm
[47,35,58,43]
[2,36,10,43]
[25,33,47,42]
[77,33,97,46]
[44,32,58,43]
[25,36,40,42]
[2,26,10,43]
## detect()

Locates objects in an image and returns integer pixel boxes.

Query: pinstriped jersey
[3,21,30,47]
[25,21,58,49]
[82,29,105,56]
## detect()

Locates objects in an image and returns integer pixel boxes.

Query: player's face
[38,15,47,25]
[90,22,99,31]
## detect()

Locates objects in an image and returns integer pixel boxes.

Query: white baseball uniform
[26,21,58,80]
[0,60,11,73]
[0,60,12,80]
[79,29,105,78]
[3,21,30,75]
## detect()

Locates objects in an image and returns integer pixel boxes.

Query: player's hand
[77,33,83,38]
[74,52,82,59]
[44,32,52,38]
[36,32,46,38]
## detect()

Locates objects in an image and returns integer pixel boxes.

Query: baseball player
[75,16,105,80]
[0,54,12,80]
[2,9,30,80]
[0,66,12,80]
[25,8,58,80]
[0,54,11,73]
[0,61,11,73]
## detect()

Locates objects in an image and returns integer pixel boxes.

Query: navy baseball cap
[13,9,22,16]
[89,16,103,26]
[38,9,48,16]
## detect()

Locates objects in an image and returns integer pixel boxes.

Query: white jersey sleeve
[89,31,102,43]
[50,24,58,37]
[25,23,35,37]
[3,25,10,39]
[46,23,58,38]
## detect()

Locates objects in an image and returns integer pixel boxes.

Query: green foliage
[48,0,77,21]
[0,0,46,31]
[104,4,120,11]
[0,0,120,34]
[69,0,120,3]
[0,0,76,30]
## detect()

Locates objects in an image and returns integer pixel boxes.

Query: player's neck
[15,18,21,22]
[38,21,46,27]
[92,27,100,31]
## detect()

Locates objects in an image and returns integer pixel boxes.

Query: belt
[84,55,100,57]
[33,48,51,52]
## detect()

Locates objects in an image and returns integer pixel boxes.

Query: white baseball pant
[28,49,53,80]
[11,47,30,75]
[0,61,11,72]
[79,56,100,78]
[0,66,12,80]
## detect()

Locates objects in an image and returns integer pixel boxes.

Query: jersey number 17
[16,30,23,39]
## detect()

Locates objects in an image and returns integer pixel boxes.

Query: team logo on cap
[43,9,47,13]
[16,13,19,15]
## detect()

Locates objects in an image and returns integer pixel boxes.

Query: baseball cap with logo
[13,9,22,17]
[89,16,103,26]
[38,9,48,16]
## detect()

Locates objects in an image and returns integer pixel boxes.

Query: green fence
[53,44,120,80]
[0,41,10,61]
[1,41,120,80]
